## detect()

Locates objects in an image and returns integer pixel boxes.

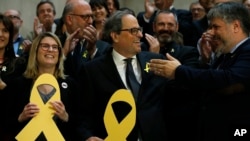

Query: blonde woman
[3,32,78,141]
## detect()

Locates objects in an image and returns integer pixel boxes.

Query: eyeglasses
[39,43,60,52]
[69,13,94,21]
[120,27,143,35]
[7,15,21,20]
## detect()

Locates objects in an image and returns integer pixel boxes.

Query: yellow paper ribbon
[15,74,65,141]
[104,89,136,141]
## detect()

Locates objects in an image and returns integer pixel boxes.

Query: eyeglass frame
[7,15,21,20]
[69,13,94,21]
[39,43,60,52]
[119,27,143,35]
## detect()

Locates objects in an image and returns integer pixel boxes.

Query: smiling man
[76,10,168,141]
[149,2,250,140]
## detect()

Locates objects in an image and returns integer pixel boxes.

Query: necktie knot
[124,58,133,63]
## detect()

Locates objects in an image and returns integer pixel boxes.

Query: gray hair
[207,2,250,35]
[154,10,179,24]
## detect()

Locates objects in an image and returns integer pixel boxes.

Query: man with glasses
[60,0,110,78]
[4,9,31,57]
[76,10,168,141]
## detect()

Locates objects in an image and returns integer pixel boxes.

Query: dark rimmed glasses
[39,43,60,52]
[120,27,143,35]
[69,13,94,21]
[7,15,21,20]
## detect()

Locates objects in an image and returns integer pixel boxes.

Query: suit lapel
[137,53,154,85]
[99,50,127,88]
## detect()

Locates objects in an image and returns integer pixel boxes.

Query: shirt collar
[230,37,249,53]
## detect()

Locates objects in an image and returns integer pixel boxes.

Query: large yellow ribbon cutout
[16,73,65,141]
[104,89,136,141]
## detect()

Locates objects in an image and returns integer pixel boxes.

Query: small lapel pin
[144,62,150,73]
[170,48,174,53]
[2,66,6,72]
[82,50,88,58]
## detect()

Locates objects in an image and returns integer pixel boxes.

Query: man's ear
[110,31,119,43]
[66,15,73,25]
[233,20,240,33]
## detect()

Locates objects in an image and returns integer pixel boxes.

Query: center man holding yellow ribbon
[3,32,79,141]
[76,10,168,141]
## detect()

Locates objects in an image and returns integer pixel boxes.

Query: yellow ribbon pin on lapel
[16,74,65,141]
[144,62,150,73]
[104,89,136,141]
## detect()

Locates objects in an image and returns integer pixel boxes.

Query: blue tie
[124,58,140,100]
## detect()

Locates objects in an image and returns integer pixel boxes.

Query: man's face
[113,14,143,57]
[208,18,235,53]
[190,3,206,21]
[37,3,55,28]
[66,2,93,39]
[153,13,178,45]
[4,10,23,32]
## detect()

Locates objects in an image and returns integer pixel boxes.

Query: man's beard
[156,30,174,45]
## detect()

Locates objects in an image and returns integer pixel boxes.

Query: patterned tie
[124,58,140,100]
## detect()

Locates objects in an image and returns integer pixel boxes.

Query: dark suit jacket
[76,49,168,141]
[174,38,250,141]
[141,41,200,68]
[142,41,201,140]
[58,33,111,78]
[193,16,208,40]
[2,76,79,141]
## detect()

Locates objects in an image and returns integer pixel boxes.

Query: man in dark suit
[142,10,201,140]
[76,10,168,141]
[149,2,250,141]
[60,0,110,78]
[137,0,197,47]
[141,10,200,68]
[196,0,241,66]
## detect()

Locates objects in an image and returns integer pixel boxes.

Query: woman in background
[90,0,110,40]
[106,0,120,15]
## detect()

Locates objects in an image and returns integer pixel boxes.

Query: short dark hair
[111,0,120,10]
[36,0,56,16]
[90,0,110,17]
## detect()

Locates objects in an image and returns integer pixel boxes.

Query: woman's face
[37,37,59,69]
[0,22,10,50]
[92,5,108,22]
[106,0,117,15]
